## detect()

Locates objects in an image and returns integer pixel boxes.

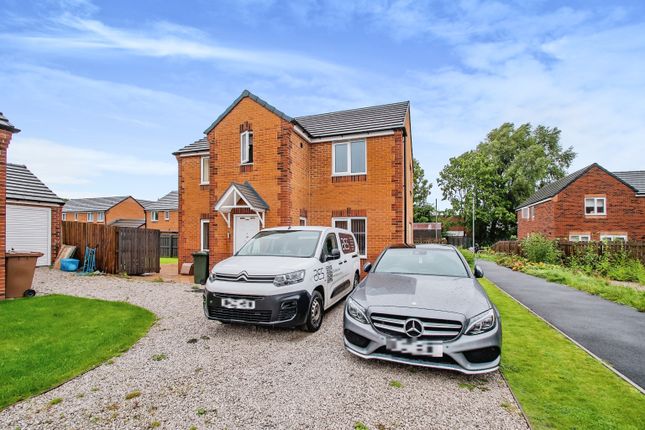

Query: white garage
[6,164,64,267]
[6,205,51,266]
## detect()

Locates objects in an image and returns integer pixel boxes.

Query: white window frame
[600,234,628,242]
[530,206,535,220]
[151,211,158,222]
[332,216,367,258]
[332,139,367,176]
[97,212,104,222]
[87,212,93,222]
[569,234,591,242]
[62,213,67,221]
[585,197,606,216]
[200,156,210,185]
[165,210,170,221]
[299,217,307,226]
[240,131,253,165]
[521,207,529,219]
[200,219,210,251]
[74,212,78,221]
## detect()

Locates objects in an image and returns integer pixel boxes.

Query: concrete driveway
[479,260,645,391]
[0,269,527,430]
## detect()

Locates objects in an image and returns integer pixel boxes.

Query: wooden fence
[160,233,178,258]
[492,240,645,265]
[62,221,160,275]
[414,231,469,248]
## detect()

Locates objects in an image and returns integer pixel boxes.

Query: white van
[203,226,361,331]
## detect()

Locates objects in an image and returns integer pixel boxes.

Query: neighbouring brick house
[0,113,20,299]
[142,191,179,233]
[6,164,65,266]
[517,163,645,242]
[174,90,413,270]
[63,196,146,228]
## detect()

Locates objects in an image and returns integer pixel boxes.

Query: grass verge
[0,295,155,409]
[160,257,178,265]
[480,278,644,429]
[479,252,645,312]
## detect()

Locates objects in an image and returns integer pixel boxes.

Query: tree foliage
[413,158,432,207]
[437,123,575,244]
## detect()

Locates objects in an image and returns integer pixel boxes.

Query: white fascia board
[516,197,553,211]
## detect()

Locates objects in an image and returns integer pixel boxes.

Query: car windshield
[373,248,469,277]
[236,230,321,258]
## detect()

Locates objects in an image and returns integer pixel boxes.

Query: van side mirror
[326,248,341,261]
[363,262,372,273]
[474,265,484,278]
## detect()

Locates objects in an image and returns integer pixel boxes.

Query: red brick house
[0,113,20,299]
[63,196,146,228]
[142,191,178,233]
[517,163,645,242]
[174,90,413,270]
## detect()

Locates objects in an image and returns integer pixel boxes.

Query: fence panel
[62,221,118,273]
[118,228,160,275]
[160,233,178,258]
[492,240,645,265]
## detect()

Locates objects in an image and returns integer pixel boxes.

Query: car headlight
[273,270,305,287]
[346,297,369,324]
[465,309,496,335]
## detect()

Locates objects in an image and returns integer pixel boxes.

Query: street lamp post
[472,190,476,250]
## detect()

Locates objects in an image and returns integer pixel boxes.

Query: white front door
[6,204,51,266]
[234,215,260,253]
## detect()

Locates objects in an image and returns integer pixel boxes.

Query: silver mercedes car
[343,244,501,374]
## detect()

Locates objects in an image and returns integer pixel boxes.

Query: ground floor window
[569,234,591,242]
[299,217,307,226]
[200,219,210,251]
[332,217,366,257]
[600,234,627,242]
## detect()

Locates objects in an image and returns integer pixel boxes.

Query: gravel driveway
[0,269,528,430]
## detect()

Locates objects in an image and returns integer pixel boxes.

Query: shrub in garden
[521,234,561,264]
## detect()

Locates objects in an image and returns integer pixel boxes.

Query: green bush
[459,248,475,270]
[521,234,561,264]
[570,246,645,284]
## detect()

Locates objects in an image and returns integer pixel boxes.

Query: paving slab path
[0,268,527,430]
[479,260,645,390]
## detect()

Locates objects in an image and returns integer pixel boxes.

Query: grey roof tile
[294,101,409,138]
[173,137,209,155]
[0,112,20,133]
[613,171,645,195]
[108,219,146,228]
[144,191,178,211]
[6,163,64,205]
[234,181,269,210]
[63,196,132,212]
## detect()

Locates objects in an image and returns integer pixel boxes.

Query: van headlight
[465,309,496,335]
[273,270,305,287]
[346,298,369,324]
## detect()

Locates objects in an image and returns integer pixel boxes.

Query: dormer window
[241,131,253,164]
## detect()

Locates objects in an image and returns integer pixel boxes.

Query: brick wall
[51,205,62,263]
[177,154,210,267]
[0,129,11,299]
[105,197,145,224]
[518,166,645,241]
[145,209,178,232]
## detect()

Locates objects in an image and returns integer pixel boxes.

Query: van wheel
[304,291,324,332]
[352,273,360,291]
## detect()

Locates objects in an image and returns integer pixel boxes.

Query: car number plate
[221,297,256,310]
[386,339,444,357]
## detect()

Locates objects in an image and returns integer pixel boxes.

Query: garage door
[6,205,51,266]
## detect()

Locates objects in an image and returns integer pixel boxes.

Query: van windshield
[236,230,321,258]
[373,248,469,278]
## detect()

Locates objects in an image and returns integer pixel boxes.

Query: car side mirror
[363,262,372,273]
[326,248,341,261]
[474,265,484,278]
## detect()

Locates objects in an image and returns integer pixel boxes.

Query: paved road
[479,260,645,390]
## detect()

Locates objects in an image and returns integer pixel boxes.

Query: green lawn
[0,295,155,409]
[481,278,645,429]
[160,257,178,265]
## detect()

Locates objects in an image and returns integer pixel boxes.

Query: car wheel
[352,273,360,291]
[304,291,324,332]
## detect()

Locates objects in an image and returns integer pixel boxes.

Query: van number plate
[221,298,256,310]
[386,339,443,357]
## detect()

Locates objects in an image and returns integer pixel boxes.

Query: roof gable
[6,163,64,205]
[204,90,292,135]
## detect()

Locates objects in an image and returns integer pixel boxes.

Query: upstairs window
[585,197,606,215]
[87,212,93,222]
[151,211,159,222]
[62,213,67,221]
[200,156,210,184]
[299,217,307,226]
[165,211,170,221]
[333,140,366,176]
[241,131,254,164]
[97,212,104,222]
[521,207,529,219]
[74,213,78,221]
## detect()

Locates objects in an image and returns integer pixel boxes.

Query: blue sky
[1,0,644,206]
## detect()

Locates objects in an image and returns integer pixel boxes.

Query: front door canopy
[214,181,269,228]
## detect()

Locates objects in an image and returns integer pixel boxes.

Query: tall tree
[437,123,575,244]
[413,158,433,222]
